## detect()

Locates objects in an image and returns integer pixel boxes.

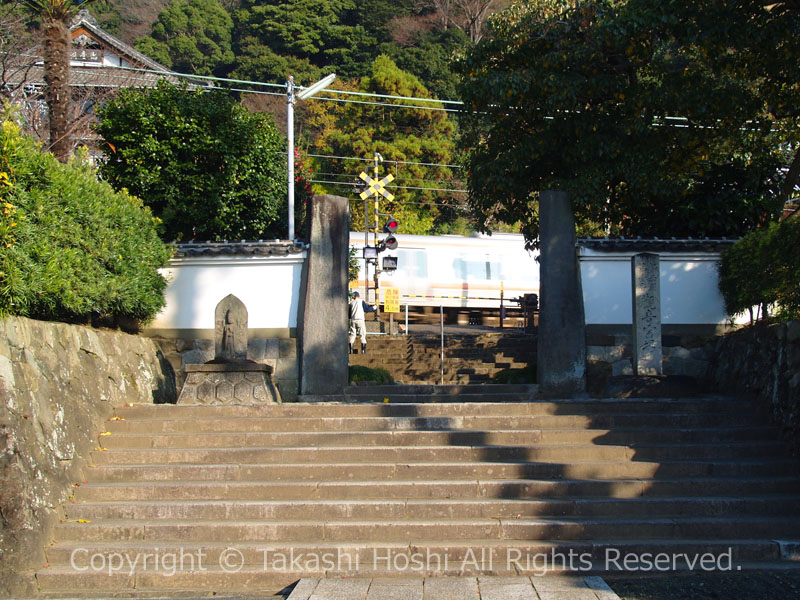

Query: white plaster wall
[150,253,306,331]
[579,249,745,325]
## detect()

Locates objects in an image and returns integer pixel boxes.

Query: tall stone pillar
[631,253,663,376]
[298,195,350,396]
[537,190,587,396]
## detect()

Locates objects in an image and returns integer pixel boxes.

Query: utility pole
[372,152,382,310]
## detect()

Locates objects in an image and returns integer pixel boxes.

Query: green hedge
[349,365,394,385]
[719,218,800,322]
[0,113,171,324]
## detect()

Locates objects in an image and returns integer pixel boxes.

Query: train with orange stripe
[348,232,540,323]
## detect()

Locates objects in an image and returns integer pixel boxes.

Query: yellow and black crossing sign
[359,171,395,201]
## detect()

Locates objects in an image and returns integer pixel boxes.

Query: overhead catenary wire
[17,61,786,132]
[301,152,463,169]
[102,64,464,113]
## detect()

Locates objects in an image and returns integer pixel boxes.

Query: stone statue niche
[177,294,282,405]
[215,297,248,362]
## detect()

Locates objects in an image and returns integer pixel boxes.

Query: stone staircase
[349,334,536,384]
[35,389,800,597]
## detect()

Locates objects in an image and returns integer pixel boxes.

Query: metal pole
[286,77,295,241]
[405,303,408,335]
[372,153,381,309]
[364,195,369,302]
[500,281,504,330]
[440,303,444,385]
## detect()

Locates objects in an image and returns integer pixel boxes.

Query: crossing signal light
[383,217,399,234]
[378,236,398,252]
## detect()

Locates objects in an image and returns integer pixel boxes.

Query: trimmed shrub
[0,112,171,324]
[719,218,800,322]
[349,365,394,385]
[96,81,287,242]
[491,365,537,384]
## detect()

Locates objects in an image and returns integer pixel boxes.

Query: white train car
[348,232,540,313]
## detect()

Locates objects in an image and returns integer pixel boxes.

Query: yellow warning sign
[383,287,400,313]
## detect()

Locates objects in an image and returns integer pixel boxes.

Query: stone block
[611,359,633,377]
[277,379,299,403]
[586,345,626,363]
[248,338,280,362]
[182,348,213,366]
[234,382,251,402]
[276,357,299,380]
[310,578,370,599]
[280,338,297,358]
[789,372,800,390]
[787,342,800,370]
[197,380,214,400]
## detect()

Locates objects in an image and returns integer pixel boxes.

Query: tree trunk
[42,18,71,162]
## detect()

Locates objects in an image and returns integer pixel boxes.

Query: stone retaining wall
[708,320,800,456]
[586,326,718,382]
[0,316,175,596]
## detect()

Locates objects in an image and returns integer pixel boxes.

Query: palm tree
[19,0,94,161]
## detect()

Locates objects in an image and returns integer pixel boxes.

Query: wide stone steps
[349,333,536,384]
[98,414,769,434]
[70,477,800,502]
[35,395,800,596]
[88,441,788,465]
[97,427,781,449]
[35,539,790,594]
[64,496,800,522]
[40,538,786,567]
[80,459,797,483]
[51,516,800,544]
[113,396,757,415]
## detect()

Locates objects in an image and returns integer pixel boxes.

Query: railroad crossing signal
[359,171,395,201]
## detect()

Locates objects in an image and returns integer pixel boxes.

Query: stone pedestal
[537,190,587,396]
[631,253,663,376]
[177,362,281,405]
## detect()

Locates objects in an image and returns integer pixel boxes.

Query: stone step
[99,427,781,450]
[72,477,800,502]
[114,397,760,418]
[52,516,800,544]
[102,413,769,434]
[89,441,789,466]
[40,538,785,576]
[64,496,800,523]
[82,459,797,484]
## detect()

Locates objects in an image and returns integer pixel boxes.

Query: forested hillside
[89,0,505,94]
[84,0,506,235]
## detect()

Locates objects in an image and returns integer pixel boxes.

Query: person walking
[349,291,376,354]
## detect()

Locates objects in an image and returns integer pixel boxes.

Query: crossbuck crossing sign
[359,171,395,202]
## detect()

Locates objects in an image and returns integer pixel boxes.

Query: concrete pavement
[287,575,621,600]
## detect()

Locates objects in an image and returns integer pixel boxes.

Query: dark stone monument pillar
[537,190,587,396]
[299,195,349,396]
[632,253,663,375]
